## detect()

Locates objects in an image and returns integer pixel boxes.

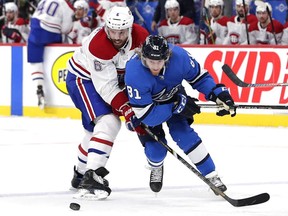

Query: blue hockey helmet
[142,35,170,61]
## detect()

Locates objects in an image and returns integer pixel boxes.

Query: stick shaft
[200,104,288,110]
[222,64,288,87]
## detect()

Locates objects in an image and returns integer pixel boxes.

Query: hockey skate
[73,167,111,200]
[71,166,84,189]
[149,165,164,193]
[206,171,227,195]
[36,85,45,109]
[71,166,109,189]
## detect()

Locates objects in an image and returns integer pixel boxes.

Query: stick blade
[228,193,270,207]
[222,64,249,87]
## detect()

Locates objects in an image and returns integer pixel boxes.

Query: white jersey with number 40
[32,0,74,34]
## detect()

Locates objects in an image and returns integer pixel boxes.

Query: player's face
[256,11,269,24]
[145,58,165,76]
[5,11,15,22]
[236,4,249,18]
[167,7,180,21]
[107,27,129,49]
[209,5,222,18]
[74,7,86,19]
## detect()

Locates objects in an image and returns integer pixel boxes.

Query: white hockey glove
[208,84,236,117]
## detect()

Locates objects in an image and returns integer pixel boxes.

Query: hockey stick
[222,64,288,87]
[198,0,206,44]
[203,7,215,44]
[143,126,270,207]
[242,0,250,44]
[266,5,277,44]
[200,103,288,110]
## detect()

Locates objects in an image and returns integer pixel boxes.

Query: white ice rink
[0,115,287,216]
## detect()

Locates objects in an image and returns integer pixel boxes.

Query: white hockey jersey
[67,17,100,44]
[249,20,283,45]
[67,24,149,105]
[158,16,197,44]
[223,14,258,45]
[281,22,288,45]
[1,18,30,43]
[32,0,74,34]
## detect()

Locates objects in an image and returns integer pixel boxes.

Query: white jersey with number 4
[223,14,258,45]
[32,0,74,34]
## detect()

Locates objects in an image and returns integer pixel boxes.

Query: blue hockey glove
[208,84,236,117]
[173,94,201,118]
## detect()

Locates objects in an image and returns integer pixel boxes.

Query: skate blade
[73,189,109,200]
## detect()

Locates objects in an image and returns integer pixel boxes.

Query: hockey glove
[200,19,216,44]
[2,26,22,42]
[121,104,146,135]
[173,94,201,118]
[208,84,236,117]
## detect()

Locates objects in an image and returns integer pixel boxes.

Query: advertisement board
[0,44,287,126]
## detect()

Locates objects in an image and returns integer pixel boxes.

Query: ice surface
[0,116,287,216]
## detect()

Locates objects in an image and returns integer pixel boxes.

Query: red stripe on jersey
[64,0,74,10]
[130,23,149,50]
[179,17,194,25]
[15,18,29,25]
[31,72,44,75]
[90,137,113,146]
[71,57,91,76]
[78,144,88,156]
[88,24,148,60]
[76,77,96,120]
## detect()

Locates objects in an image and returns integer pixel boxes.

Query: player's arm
[61,0,74,34]
[89,57,145,134]
[183,51,236,117]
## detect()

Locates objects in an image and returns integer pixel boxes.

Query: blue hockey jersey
[125,45,217,127]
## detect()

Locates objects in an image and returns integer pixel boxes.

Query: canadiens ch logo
[94,60,103,71]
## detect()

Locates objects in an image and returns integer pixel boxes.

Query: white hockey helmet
[4,2,18,13]
[235,0,251,6]
[165,0,180,9]
[208,0,224,7]
[105,6,134,30]
[73,0,89,11]
[255,1,272,13]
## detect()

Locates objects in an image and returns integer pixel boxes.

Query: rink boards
[0,44,287,127]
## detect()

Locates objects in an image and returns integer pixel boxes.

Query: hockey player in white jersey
[199,0,229,44]
[67,0,100,44]
[27,0,74,109]
[66,6,149,200]
[281,21,288,45]
[1,2,30,43]
[223,0,257,45]
[248,1,283,45]
[157,0,197,44]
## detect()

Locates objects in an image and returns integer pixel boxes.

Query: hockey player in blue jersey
[125,35,236,194]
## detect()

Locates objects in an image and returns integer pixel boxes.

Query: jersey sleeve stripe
[68,57,91,79]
